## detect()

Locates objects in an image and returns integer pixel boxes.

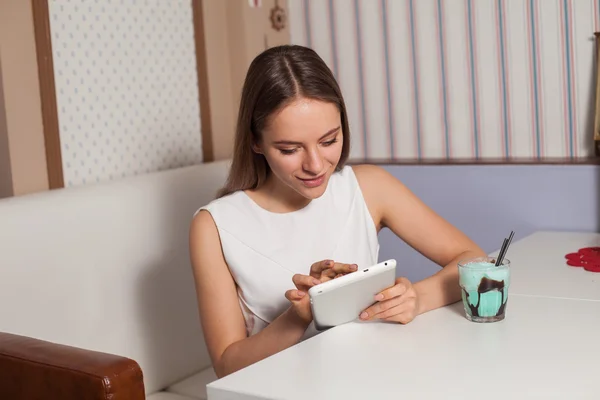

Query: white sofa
[0,160,231,399]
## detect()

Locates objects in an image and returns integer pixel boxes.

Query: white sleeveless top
[196,165,379,340]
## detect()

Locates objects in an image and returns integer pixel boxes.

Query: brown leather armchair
[0,332,145,400]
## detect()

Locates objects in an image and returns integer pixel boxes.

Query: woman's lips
[297,174,326,188]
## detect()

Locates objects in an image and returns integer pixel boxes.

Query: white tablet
[308,259,397,331]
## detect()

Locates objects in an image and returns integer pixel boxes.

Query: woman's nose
[302,148,324,174]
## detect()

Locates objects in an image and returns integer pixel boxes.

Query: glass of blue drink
[458,256,510,323]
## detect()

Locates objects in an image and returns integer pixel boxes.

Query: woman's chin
[293,179,329,200]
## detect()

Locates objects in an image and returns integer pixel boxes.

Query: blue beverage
[458,256,510,323]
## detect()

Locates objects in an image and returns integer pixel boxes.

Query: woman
[189,45,485,378]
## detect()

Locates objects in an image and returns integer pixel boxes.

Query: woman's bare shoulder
[190,208,217,238]
[351,163,389,179]
[189,208,225,269]
[350,164,401,196]
[348,164,400,229]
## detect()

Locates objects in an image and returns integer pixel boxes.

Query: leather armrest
[0,332,145,400]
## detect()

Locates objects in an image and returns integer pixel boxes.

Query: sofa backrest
[0,160,230,394]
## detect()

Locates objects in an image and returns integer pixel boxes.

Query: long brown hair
[216,45,351,198]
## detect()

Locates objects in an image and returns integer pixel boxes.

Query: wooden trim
[31,0,63,189]
[192,0,214,162]
[0,60,14,198]
[595,32,600,156]
[348,157,600,166]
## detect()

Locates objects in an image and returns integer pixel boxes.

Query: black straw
[495,239,508,266]
[495,231,514,266]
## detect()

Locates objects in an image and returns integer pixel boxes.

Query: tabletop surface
[207,231,600,400]
[491,231,600,301]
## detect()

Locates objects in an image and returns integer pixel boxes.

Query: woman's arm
[353,164,486,315]
[189,210,310,378]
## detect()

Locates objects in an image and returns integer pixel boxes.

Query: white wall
[289,0,598,161]
[378,164,600,282]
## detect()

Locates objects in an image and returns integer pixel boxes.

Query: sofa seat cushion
[146,392,200,400]
[164,367,218,400]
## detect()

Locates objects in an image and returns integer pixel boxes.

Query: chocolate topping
[462,277,507,317]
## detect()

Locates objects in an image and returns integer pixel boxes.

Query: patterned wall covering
[49,0,202,187]
[288,0,599,161]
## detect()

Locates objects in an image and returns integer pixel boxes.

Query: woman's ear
[252,142,263,155]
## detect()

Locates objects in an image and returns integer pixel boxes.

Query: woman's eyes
[278,139,338,155]
[279,148,297,155]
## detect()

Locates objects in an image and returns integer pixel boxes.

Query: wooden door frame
[192,0,214,162]
[31,0,63,189]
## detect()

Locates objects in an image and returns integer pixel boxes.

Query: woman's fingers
[382,299,418,324]
[309,260,334,279]
[292,273,321,291]
[285,289,306,301]
[309,260,358,279]
[359,295,406,320]
[285,289,313,325]
[373,303,407,321]
[374,278,409,301]
[330,262,358,275]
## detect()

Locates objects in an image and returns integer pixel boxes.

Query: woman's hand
[359,277,420,324]
[285,260,358,324]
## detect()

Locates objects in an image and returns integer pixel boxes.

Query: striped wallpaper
[287,0,599,161]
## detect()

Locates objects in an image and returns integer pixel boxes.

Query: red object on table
[565,247,600,272]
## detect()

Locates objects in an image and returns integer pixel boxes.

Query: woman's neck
[247,175,310,214]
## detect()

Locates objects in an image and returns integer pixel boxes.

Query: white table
[490,231,600,301]
[207,231,600,400]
